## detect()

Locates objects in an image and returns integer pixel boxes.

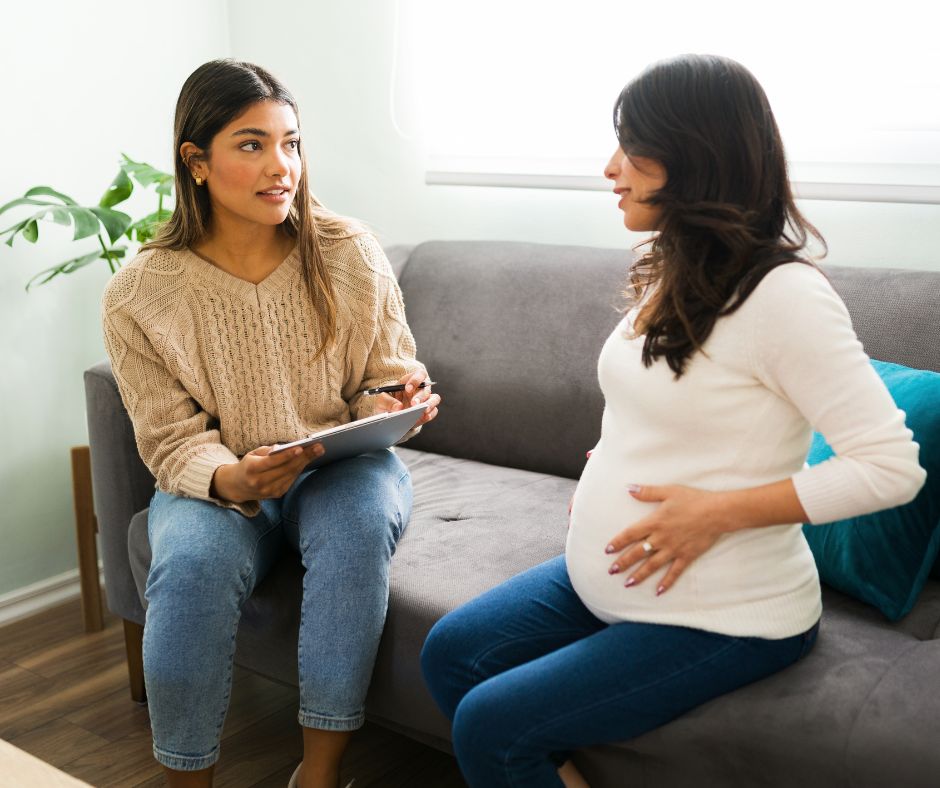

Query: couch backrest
[397,240,940,480]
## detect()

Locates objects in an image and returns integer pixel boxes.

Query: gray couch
[86,240,940,787]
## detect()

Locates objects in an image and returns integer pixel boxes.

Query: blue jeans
[143,449,412,771]
[421,555,819,787]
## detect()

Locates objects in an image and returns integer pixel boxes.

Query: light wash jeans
[421,555,819,788]
[143,449,412,771]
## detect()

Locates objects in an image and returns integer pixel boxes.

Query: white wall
[0,0,230,597]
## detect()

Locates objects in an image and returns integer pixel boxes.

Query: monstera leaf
[1,155,174,289]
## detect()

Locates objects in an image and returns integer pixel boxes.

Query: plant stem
[98,234,117,274]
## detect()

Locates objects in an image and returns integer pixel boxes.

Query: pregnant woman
[420,54,924,787]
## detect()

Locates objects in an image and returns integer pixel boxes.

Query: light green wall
[227,0,940,270]
[0,1,230,597]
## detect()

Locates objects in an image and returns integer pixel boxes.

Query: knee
[304,494,404,557]
[420,613,478,718]
[147,530,248,602]
[421,614,460,678]
[451,683,507,766]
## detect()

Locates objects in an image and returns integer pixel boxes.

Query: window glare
[397,0,940,172]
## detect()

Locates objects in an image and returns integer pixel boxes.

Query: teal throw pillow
[802,359,940,620]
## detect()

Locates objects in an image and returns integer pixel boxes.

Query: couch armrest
[84,360,155,624]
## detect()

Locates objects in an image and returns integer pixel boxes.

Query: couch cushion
[397,240,633,480]
[822,265,940,374]
[366,448,576,739]
[803,360,940,620]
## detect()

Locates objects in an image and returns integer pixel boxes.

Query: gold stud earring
[194,176,204,186]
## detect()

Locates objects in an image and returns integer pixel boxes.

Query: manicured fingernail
[624,577,636,587]
[608,564,620,575]
[604,544,615,554]
[656,585,666,596]
[627,484,641,493]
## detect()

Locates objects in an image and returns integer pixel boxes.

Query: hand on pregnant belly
[605,484,731,596]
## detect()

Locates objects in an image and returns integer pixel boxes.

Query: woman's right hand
[211,442,324,503]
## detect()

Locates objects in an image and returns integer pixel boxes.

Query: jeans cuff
[298,708,365,732]
[153,743,220,771]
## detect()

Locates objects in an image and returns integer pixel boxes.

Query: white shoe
[287,763,355,788]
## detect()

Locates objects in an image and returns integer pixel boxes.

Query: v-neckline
[186,245,301,301]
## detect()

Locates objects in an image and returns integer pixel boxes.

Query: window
[394,0,940,203]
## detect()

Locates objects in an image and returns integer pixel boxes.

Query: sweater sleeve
[102,284,260,517]
[345,237,428,440]
[749,264,925,524]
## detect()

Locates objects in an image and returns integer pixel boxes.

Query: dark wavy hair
[615,54,826,377]
[145,59,364,355]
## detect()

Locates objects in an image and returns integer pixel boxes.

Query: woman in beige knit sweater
[101,59,439,788]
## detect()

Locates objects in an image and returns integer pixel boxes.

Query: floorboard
[0,598,466,786]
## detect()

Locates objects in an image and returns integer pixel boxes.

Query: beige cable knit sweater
[102,233,426,517]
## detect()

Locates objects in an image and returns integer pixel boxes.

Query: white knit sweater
[566,263,925,638]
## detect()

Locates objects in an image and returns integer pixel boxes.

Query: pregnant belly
[565,458,667,605]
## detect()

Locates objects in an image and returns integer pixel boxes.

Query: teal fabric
[802,360,940,621]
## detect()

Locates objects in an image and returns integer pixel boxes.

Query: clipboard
[269,399,430,470]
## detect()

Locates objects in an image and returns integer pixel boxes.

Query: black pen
[365,380,436,395]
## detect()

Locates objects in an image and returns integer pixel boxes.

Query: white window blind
[394,0,940,203]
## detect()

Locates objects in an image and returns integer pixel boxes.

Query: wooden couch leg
[123,618,147,704]
[71,445,104,633]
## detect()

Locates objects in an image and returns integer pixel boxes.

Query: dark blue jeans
[420,555,819,787]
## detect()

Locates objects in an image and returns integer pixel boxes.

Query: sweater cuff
[791,463,856,525]
[177,445,261,518]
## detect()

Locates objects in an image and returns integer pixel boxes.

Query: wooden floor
[0,599,466,787]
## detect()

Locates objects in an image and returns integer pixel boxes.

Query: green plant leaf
[2,204,103,244]
[100,168,134,208]
[25,249,103,290]
[49,206,71,225]
[121,154,174,190]
[2,205,93,245]
[63,205,101,241]
[1,217,30,244]
[24,186,76,205]
[0,196,55,215]
[89,206,132,244]
[126,207,172,243]
[22,219,38,243]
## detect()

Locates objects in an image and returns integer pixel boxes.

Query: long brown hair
[615,54,826,377]
[145,58,363,354]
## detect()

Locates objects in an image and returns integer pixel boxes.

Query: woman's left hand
[372,370,441,427]
[605,484,733,595]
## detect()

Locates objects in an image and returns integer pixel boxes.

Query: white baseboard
[0,565,104,629]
